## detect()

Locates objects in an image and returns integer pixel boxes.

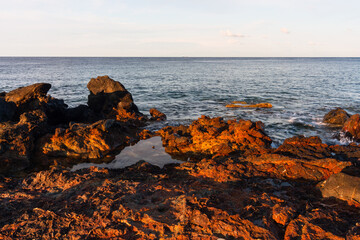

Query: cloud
[221,30,247,38]
[308,41,321,46]
[281,28,290,34]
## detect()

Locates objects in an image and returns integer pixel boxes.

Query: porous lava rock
[87,76,142,121]
[323,107,351,126]
[5,83,51,106]
[343,114,360,141]
[39,119,140,159]
[149,108,167,121]
[0,110,48,173]
[0,98,16,122]
[158,115,272,158]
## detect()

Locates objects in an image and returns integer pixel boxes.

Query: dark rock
[0,110,48,173]
[65,104,98,123]
[323,108,351,126]
[87,76,139,118]
[275,135,333,160]
[149,108,167,121]
[343,114,360,141]
[318,169,360,204]
[5,83,51,106]
[0,98,16,122]
[39,119,140,159]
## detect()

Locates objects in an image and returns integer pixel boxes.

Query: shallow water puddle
[71,136,182,171]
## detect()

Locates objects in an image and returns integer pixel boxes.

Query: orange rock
[226,102,273,108]
[149,108,167,121]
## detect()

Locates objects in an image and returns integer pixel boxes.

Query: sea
[0,57,359,146]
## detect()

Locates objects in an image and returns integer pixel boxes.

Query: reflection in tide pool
[71,136,182,171]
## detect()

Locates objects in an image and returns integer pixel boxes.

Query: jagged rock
[5,83,51,106]
[149,108,166,121]
[39,119,140,159]
[323,108,350,126]
[275,135,333,160]
[0,110,48,173]
[343,114,360,141]
[318,168,360,204]
[65,104,98,123]
[87,76,140,119]
[0,98,16,122]
[158,115,272,158]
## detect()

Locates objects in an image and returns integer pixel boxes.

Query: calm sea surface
[0,57,359,145]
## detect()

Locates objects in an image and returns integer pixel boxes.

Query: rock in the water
[226,102,273,108]
[5,83,51,106]
[0,110,48,173]
[343,114,360,141]
[65,104,98,123]
[149,108,166,121]
[39,119,140,159]
[87,76,141,119]
[158,115,272,157]
[0,98,16,122]
[323,108,350,126]
[318,169,360,204]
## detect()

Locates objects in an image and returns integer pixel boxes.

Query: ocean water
[0,57,359,145]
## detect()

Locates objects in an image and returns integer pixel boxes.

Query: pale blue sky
[0,0,359,56]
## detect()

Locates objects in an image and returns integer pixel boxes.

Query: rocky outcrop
[323,108,351,126]
[149,108,166,121]
[87,76,142,121]
[5,83,51,106]
[158,115,272,158]
[226,102,273,108]
[0,110,48,173]
[343,114,360,141]
[39,119,140,159]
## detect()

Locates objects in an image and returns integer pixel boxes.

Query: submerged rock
[226,102,273,108]
[39,119,140,159]
[343,114,360,141]
[158,115,272,157]
[0,110,48,173]
[323,107,350,126]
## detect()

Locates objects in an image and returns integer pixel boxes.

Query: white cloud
[281,28,290,34]
[221,30,247,38]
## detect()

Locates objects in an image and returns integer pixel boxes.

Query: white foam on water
[71,136,182,171]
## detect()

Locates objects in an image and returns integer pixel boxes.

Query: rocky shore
[1,76,360,239]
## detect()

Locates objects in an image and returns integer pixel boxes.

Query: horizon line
[0,56,359,58]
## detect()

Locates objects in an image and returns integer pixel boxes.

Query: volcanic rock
[0,98,16,122]
[39,119,140,159]
[343,114,360,141]
[158,115,272,158]
[5,83,51,106]
[149,108,166,121]
[87,76,141,120]
[226,102,273,108]
[323,108,351,126]
[0,110,48,173]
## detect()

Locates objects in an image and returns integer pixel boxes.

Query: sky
[0,0,359,57]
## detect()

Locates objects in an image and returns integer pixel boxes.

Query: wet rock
[275,135,333,160]
[318,170,360,204]
[39,119,140,159]
[87,76,141,120]
[158,115,272,158]
[149,108,166,121]
[343,114,360,141]
[323,107,350,126]
[226,102,273,108]
[0,110,48,173]
[0,98,16,122]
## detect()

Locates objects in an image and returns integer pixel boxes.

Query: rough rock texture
[0,160,359,239]
[87,76,141,120]
[323,108,351,126]
[0,110,48,173]
[158,115,272,158]
[343,114,360,141]
[39,119,140,160]
[149,108,167,121]
[318,169,360,203]
[5,83,51,106]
